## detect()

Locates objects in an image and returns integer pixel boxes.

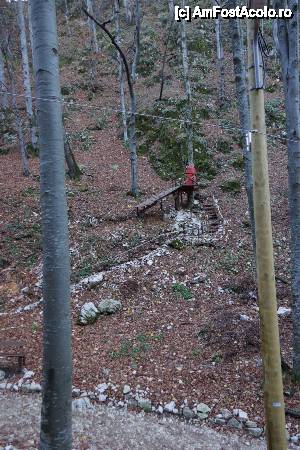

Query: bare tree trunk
[180,0,193,166]
[64,0,71,36]
[64,129,81,179]
[214,1,225,107]
[31,1,72,448]
[3,41,30,176]
[17,0,38,151]
[0,46,8,109]
[159,19,173,101]
[123,0,132,23]
[168,0,174,19]
[131,0,141,83]
[275,0,300,381]
[115,0,128,143]
[87,0,99,53]
[228,0,256,256]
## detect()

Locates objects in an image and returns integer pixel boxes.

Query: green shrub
[220,179,241,194]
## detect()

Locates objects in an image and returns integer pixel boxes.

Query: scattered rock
[182,407,195,419]
[98,298,122,315]
[138,398,152,412]
[98,394,107,402]
[123,384,131,395]
[277,306,291,317]
[23,369,35,379]
[220,408,232,420]
[164,400,176,413]
[157,405,164,414]
[0,369,5,381]
[196,403,211,419]
[72,388,81,397]
[96,383,109,394]
[72,396,93,411]
[245,420,257,428]
[247,427,263,438]
[227,417,243,430]
[191,273,207,284]
[214,418,226,425]
[78,302,99,325]
[233,408,248,422]
[240,314,251,321]
[21,382,42,393]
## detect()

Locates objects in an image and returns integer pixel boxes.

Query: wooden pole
[247,17,287,450]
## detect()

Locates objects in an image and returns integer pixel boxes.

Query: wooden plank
[136,185,181,215]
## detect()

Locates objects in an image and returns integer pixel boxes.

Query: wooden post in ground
[247,15,287,450]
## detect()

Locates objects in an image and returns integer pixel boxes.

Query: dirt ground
[0,392,267,450]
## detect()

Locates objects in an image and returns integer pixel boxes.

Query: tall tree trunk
[214,1,225,107]
[180,0,193,166]
[123,0,132,23]
[87,0,99,53]
[64,0,71,36]
[115,0,128,143]
[159,20,173,101]
[131,0,141,83]
[31,1,72,448]
[168,0,174,19]
[275,0,300,381]
[17,0,38,151]
[64,129,81,180]
[4,41,30,176]
[228,0,256,256]
[0,46,8,109]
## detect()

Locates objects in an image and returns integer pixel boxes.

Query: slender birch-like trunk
[275,0,300,381]
[30,0,72,447]
[214,1,225,107]
[180,0,193,166]
[228,0,256,255]
[123,0,132,23]
[87,0,99,53]
[0,46,8,109]
[64,0,71,36]
[131,0,141,83]
[115,0,128,143]
[168,0,174,18]
[17,0,38,151]
[4,41,29,176]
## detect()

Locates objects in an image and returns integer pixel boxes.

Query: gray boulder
[227,417,243,430]
[98,298,122,315]
[72,396,93,411]
[78,302,99,325]
[247,427,263,438]
[0,369,5,381]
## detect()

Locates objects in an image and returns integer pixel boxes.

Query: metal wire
[0,89,298,144]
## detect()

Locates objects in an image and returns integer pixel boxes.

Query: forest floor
[0,6,299,449]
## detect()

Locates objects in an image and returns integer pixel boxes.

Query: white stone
[164,400,176,413]
[96,383,109,394]
[240,314,251,321]
[72,396,93,411]
[98,298,122,315]
[98,394,107,402]
[277,307,291,317]
[157,405,164,414]
[123,384,131,395]
[23,369,35,379]
[79,302,99,325]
